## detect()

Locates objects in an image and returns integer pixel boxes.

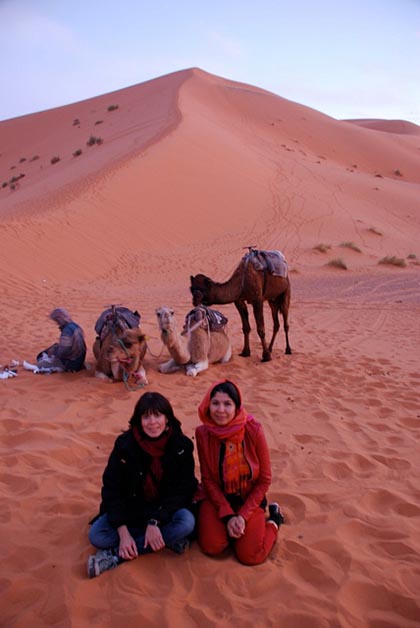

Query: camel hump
[185,305,228,332]
[244,249,288,277]
[95,307,141,341]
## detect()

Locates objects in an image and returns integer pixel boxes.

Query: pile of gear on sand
[0,359,64,378]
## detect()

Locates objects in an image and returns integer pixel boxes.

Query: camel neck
[209,264,244,303]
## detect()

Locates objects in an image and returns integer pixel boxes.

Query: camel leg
[268,302,280,353]
[235,300,252,357]
[252,301,271,362]
[186,359,209,377]
[220,344,232,363]
[280,288,292,355]
[159,358,182,374]
[94,370,113,382]
[133,366,148,385]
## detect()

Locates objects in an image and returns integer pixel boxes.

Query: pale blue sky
[1,0,419,124]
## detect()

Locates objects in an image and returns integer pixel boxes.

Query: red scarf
[133,426,171,500]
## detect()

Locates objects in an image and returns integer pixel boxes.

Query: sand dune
[1,68,420,627]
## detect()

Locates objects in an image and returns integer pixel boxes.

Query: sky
[1,0,419,124]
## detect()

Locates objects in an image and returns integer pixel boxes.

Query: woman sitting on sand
[195,380,283,565]
[87,391,197,578]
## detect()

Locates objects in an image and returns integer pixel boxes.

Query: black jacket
[98,429,197,529]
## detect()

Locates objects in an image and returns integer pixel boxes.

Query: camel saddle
[245,249,288,278]
[95,307,141,342]
[184,305,228,333]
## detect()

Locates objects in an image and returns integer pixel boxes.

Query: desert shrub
[2,181,8,188]
[374,173,383,178]
[30,155,40,162]
[107,104,119,111]
[313,243,331,253]
[339,241,361,253]
[86,135,103,146]
[73,149,82,157]
[73,118,80,126]
[95,120,103,125]
[368,227,382,236]
[394,169,403,177]
[50,156,60,164]
[327,258,347,270]
[378,256,406,268]
[407,253,417,260]
[19,157,26,163]
[10,174,25,183]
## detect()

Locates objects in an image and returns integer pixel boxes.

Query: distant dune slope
[0,67,419,290]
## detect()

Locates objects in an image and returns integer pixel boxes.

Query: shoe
[34,366,63,374]
[23,360,38,371]
[87,549,119,578]
[268,503,284,529]
[168,538,190,554]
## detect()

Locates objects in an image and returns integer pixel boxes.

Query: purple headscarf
[50,308,72,326]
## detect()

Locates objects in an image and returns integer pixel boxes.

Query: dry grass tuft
[368,227,382,236]
[378,256,406,268]
[86,136,103,147]
[339,241,362,253]
[327,258,347,270]
[313,243,331,253]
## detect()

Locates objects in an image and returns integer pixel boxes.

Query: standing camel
[190,249,291,362]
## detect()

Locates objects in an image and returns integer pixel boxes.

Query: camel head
[190,274,212,306]
[156,306,177,333]
[107,328,147,382]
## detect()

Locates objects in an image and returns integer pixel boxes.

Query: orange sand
[1,68,420,628]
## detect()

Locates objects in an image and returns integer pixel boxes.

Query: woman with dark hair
[87,392,197,578]
[195,380,283,565]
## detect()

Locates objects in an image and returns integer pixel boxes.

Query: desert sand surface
[1,68,420,628]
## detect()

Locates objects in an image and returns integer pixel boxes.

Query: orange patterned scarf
[223,440,251,494]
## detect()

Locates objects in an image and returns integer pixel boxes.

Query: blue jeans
[89,508,195,556]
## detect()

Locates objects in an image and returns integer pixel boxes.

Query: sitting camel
[93,306,146,384]
[156,305,232,377]
[106,328,148,386]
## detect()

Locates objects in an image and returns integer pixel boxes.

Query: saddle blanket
[184,305,228,332]
[246,249,288,278]
[95,307,141,339]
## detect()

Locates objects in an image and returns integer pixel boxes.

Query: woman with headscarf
[195,380,283,565]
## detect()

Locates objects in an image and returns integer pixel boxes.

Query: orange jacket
[195,417,272,522]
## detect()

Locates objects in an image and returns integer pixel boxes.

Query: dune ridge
[1,68,420,627]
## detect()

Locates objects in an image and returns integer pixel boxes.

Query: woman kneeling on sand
[195,380,283,565]
[87,392,197,578]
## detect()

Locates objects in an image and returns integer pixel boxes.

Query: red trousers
[197,499,278,565]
